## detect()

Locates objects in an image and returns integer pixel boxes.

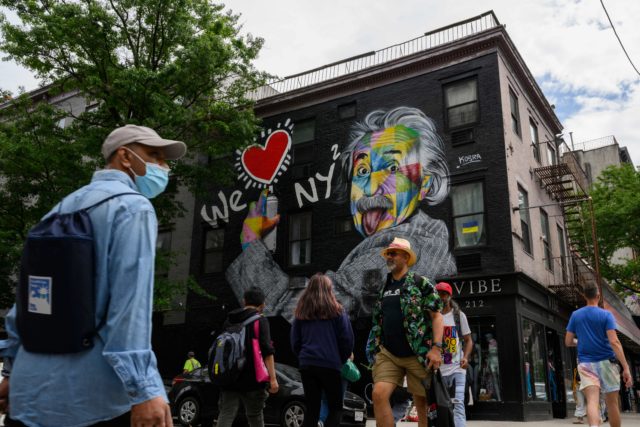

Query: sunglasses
[386,251,402,257]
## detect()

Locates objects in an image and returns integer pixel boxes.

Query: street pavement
[365,411,640,426]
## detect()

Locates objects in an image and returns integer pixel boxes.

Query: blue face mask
[126,148,170,199]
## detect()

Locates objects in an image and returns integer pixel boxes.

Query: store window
[289,212,312,266]
[530,119,540,162]
[518,186,532,255]
[451,182,486,248]
[540,209,553,271]
[509,88,521,137]
[444,79,478,129]
[522,318,549,401]
[467,317,502,402]
[203,228,224,274]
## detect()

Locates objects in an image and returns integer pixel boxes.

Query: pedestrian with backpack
[214,287,278,427]
[435,282,473,427]
[0,124,186,427]
[291,273,354,427]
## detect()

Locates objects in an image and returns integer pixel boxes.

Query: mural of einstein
[226,107,456,321]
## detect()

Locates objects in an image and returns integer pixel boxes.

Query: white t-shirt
[440,309,471,376]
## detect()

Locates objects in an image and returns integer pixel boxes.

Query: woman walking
[291,273,354,427]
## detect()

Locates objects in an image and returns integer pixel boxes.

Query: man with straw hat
[366,237,444,427]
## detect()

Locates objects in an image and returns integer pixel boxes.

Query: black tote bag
[422,369,455,427]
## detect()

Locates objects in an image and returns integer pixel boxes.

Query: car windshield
[276,363,302,382]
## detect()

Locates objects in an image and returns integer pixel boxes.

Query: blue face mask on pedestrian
[125,147,170,198]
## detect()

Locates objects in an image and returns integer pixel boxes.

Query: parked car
[168,363,367,427]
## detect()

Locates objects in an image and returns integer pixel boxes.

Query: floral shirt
[366,271,442,366]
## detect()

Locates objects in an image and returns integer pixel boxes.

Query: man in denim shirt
[0,125,186,427]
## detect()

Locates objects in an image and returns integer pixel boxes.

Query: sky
[1,0,639,164]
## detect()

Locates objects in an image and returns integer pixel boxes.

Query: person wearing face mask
[366,237,443,427]
[0,124,185,427]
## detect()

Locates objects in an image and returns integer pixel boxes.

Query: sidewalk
[366,411,640,426]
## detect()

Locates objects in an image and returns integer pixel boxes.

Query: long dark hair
[294,273,343,320]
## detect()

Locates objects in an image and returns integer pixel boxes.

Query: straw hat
[380,237,417,267]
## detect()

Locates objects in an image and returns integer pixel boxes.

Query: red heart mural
[241,130,291,185]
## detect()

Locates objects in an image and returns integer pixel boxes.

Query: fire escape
[533,142,601,307]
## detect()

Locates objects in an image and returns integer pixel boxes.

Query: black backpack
[208,314,261,386]
[16,192,140,354]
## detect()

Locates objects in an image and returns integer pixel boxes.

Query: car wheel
[177,396,201,426]
[281,400,306,427]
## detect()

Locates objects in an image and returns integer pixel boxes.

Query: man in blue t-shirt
[565,286,632,427]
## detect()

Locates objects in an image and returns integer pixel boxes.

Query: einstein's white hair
[334,106,449,205]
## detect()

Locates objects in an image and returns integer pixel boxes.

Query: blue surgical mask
[125,148,170,199]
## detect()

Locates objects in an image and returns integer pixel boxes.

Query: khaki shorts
[372,346,432,397]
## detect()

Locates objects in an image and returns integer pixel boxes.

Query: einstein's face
[350,125,431,237]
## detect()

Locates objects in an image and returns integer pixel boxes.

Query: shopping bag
[252,320,270,383]
[341,359,361,382]
[423,369,454,427]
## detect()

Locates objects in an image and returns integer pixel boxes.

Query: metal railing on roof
[249,11,500,101]
[569,135,618,153]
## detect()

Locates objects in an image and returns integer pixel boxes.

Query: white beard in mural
[226,106,457,322]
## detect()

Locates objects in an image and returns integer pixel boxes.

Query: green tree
[0,0,268,310]
[570,164,640,294]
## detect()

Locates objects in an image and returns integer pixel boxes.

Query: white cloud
[2,0,639,163]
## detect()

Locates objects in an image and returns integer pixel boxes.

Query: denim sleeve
[100,209,166,405]
[0,306,20,371]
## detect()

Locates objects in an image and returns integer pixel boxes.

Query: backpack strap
[83,192,142,211]
[235,313,262,329]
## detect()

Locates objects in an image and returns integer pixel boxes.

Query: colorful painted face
[350,125,431,236]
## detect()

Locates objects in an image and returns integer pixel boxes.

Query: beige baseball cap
[102,124,187,160]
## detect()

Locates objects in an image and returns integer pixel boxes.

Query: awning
[604,301,640,349]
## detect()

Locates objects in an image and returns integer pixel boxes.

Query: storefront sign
[451,278,502,296]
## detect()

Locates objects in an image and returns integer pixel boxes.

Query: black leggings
[300,366,343,427]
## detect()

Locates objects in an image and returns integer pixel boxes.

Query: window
[444,79,478,128]
[289,212,312,266]
[546,143,557,165]
[557,225,568,283]
[451,182,486,248]
[334,216,354,235]
[518,186,532,254]
[509,89,521,136]
[467,317,502,402]
[530,119,540,162]
[292,119,315,145]
[522,318,549,401]
[203,228,224,274]
[338,102,357,119]
[540,210,553,271]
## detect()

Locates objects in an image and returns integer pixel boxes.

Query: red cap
[435,282,453,295]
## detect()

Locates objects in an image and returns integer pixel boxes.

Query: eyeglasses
[386,251,400,257]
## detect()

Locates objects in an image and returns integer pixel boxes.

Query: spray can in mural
[263,192,278,252]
